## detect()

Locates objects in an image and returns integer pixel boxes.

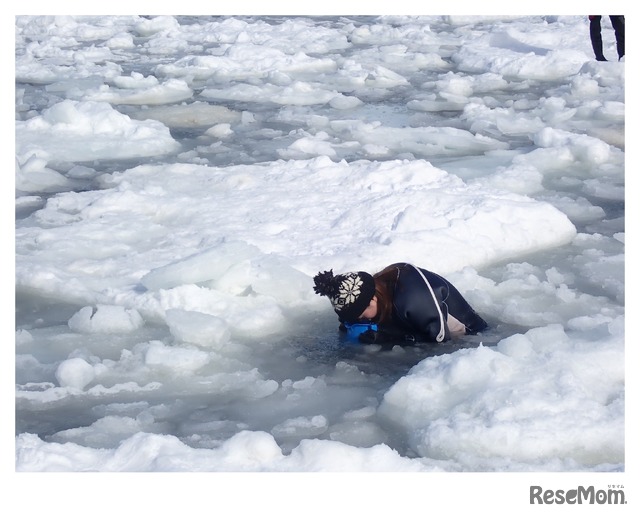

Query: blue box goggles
[343,321,378,340]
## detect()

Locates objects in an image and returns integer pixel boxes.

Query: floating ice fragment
[68,305,144,334]
[165,308,230,348]
[55,358,95,390]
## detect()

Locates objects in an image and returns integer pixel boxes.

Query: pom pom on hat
[313,269,375,322]
[313,270,338,298]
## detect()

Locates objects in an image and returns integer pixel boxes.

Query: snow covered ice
[14,12,628,480]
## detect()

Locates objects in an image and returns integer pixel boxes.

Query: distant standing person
[589,15,625,61]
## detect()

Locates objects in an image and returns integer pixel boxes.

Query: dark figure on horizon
[589,15,625,61]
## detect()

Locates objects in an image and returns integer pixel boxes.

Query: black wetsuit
[342,263,487,344]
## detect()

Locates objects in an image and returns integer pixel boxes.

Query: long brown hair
[372,264,401,323]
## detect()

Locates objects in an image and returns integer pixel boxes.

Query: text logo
[530,485,627,505]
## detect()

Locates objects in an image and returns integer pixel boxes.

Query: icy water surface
[15,15,624,471]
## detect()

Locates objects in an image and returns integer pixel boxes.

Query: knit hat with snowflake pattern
[313,269,376,322]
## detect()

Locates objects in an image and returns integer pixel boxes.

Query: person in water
[313,262,487,344]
